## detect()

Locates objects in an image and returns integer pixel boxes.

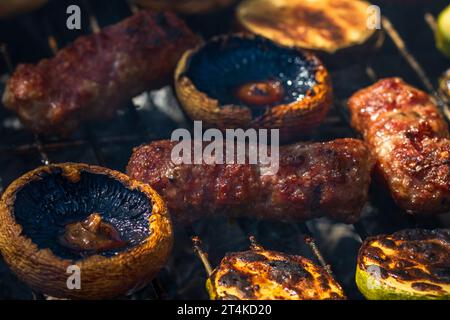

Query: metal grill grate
[0,0,449,300]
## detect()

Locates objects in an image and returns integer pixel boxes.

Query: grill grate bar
[0,134,142,154]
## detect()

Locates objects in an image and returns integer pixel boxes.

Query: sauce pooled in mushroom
[235,80,284,106]
[60,213,127,253]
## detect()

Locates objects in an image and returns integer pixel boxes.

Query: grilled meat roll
[208,248,345,300]
[0,0,47,18]
[348,78,450,215]
[127,139,373,224]
[356,229,450,300]
[2,10,199,135]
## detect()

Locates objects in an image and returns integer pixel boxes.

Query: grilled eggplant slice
[236,0,383,55]
[175,34,332,142]
[207,248,346,300]
[356,229,450,300]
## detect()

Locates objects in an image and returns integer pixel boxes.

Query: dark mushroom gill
[184,36,318,112]
[12,168,153,260]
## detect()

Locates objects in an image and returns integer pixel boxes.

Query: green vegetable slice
[437,5,450,58]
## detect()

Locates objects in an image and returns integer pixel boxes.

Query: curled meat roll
[2,10,199,135]
[127,139,373,224]
[348,78,450,214]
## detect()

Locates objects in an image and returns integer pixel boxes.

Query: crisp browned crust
[348,78,450,214]
[209,249,346,300]
[127,139,373,224]
[236,0,382,54]
[0,0,47,18]
[0,163,173,299]
[357,229,450,297]
[132,0,237,14]
[175,34,333,142]
[2,10,199,135]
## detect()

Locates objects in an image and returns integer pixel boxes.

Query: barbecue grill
[0,0,449,300]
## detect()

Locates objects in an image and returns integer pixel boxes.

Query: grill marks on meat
[126,139,373,224]
[2,11,199,135]
[348,78,450,214]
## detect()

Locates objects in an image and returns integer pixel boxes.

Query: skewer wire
[192,236,213,277]
[383,16,450,120]
[127,1,140,14]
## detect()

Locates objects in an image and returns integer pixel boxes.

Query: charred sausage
[2,10,199,135]
[348,78,450,214]
[127,139,373,224]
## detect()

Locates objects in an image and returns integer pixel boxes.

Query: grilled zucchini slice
[436,5,450,58]
[207,249,345,300]
[236,0,383,55]
[356,229,450,300]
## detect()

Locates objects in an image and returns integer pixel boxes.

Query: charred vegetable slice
[356,229,450,300]
[207,249,345,300]
[236,0,383,55]
[436,5,450,58]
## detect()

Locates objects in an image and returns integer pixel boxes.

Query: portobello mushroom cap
[0,0,47,18]
[175,34,332,142]
[356,229,450,300]
[207,249,346,300]
[0,163,173,299]
[130,0,237,15]
[236,0,384,56]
